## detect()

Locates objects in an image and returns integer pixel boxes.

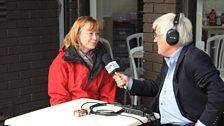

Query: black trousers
[140,120,194,126]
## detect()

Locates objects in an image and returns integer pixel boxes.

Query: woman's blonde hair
[63,16,100,50]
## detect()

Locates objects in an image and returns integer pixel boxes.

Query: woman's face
[79,22,100,53]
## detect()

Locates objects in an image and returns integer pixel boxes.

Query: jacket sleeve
[48,56,72,106]
[98,69,116,102]
[130,60,167,97]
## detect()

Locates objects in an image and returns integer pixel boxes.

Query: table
[4,98,159,126]
[203,25,224,39]
[202,26,224,50]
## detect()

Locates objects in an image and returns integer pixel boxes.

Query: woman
[48,16,116,106]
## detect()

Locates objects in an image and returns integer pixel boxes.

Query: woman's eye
[89,32,99,35]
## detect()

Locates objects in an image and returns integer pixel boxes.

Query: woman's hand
[113,72,130,89]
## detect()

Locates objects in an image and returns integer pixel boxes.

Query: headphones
[166,14,180,45]
[89,103,124,116]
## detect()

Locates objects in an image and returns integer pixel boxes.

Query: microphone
[102,54,127,90]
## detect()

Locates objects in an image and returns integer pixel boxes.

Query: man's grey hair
[152,13,193,46]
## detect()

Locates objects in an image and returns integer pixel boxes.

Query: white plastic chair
[206,35,224,79]
[100,38,114,60]
[124,33,144,77]
[129,46,144,105]
[126,33,144,53]
[130,46,144,79]
[206,35,224,69]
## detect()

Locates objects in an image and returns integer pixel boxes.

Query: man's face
[154,27,173,57]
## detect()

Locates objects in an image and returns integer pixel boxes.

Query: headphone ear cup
[166,29,179,45]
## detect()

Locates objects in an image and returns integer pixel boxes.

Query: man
[113,13,224,126]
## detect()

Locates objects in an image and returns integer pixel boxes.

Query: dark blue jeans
[140,121,194,126]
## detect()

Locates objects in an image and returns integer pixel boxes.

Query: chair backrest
[129,46,144,105]
[125,33,143,78]
[218,38,224,70]
[100,38,114,60]
[129,46,143,79]
[126,33,144,53]
[206,35,224,70]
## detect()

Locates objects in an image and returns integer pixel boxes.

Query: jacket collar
[63,43,107,86]
[176,43,194,69]
[64,46,83,63]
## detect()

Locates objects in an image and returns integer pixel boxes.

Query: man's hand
[113,72,130,89]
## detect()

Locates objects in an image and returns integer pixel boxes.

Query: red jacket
[48,44,116,106]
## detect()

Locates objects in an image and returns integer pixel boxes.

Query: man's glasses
[154,33,162,39]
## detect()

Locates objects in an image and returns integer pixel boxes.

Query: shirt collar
[164,47,183,67]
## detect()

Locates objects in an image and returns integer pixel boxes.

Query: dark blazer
[130,44,224,125]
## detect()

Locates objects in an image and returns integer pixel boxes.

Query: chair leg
[133,96,138,105]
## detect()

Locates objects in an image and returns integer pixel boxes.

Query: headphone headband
[173,14,180,25]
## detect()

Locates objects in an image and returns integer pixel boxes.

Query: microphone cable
[123,87,132,105]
